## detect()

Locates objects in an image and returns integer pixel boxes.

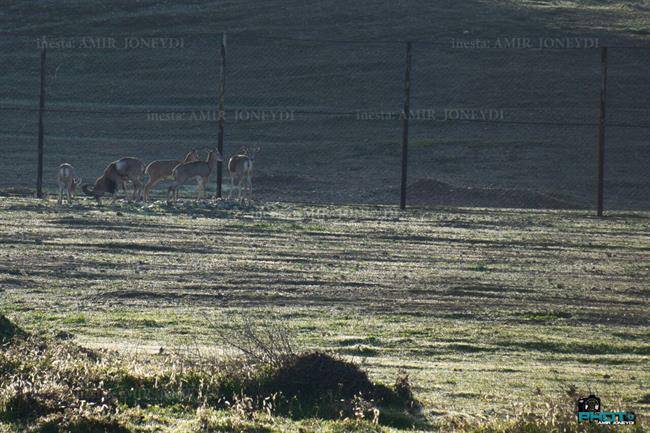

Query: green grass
[0,197,649,432]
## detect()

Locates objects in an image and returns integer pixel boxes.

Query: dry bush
[210,319,422,426]
[210,319,295,369]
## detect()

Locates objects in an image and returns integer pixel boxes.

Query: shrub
[0,315,25,343]
[212,320,422,424]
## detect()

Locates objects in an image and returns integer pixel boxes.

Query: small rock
[55,330,74,340]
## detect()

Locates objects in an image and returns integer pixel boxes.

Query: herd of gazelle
[58,147,258,204]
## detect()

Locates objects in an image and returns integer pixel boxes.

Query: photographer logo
[576,394,636,425]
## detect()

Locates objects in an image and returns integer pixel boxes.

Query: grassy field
[1,197,648,431]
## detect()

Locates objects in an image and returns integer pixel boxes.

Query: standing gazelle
[57,163,82,205]
[227,147,259,201]
[143,149,199,202]
[168,149,223,202]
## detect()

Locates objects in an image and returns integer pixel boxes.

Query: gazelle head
[250,146,260,161]
[239,146,260,161]
[207,148,224,168]
[82,175,117,202]
[184,149,200,163]
[71,176,82,193]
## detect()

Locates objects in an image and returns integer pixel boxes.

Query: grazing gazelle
[82,157,145,204]
[143,149,199,202]
[57,163,82,205]
[168,149,223,202]
[227,146,259,201]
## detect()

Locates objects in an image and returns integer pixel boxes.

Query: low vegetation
[3,315,645,432]
[0,315,424,432]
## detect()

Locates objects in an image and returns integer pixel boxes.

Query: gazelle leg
[171,178,185,202]
[138,177,145,201]
[58,187,63,205]
[138,178,144,201]
[203,177,209,199]
[237,177,245,201]
[133,179,143,202]
[143,182,151,202]
[131,181,137,201]
[119,181,127,202]
[143,178,160,202]
[168,183,176,202]
[196,178,203,200]
[228,175,235,200]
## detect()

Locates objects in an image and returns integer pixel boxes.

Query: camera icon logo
[576,395,601,413]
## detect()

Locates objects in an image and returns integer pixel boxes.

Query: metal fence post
[37,47,46,198]
[597,46,608,217]
[400,41,412,210]
[216,32,227,199]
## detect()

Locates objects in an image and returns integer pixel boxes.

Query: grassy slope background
[0,0,649,208]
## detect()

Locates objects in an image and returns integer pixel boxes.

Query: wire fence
[1,33,648,210]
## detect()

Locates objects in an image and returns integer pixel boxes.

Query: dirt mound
[0,315,25,343]
[258,352,419,424]
[407,179,581,209]
[264,352,374,401]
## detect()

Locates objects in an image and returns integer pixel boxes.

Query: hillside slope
[1,1,648,209]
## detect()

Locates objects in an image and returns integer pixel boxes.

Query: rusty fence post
[597,46,608,217]
[400,41,412,210]
[216,32,227,199]
[37,47,46,198]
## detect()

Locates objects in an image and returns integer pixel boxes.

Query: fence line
[2,34,648,212]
